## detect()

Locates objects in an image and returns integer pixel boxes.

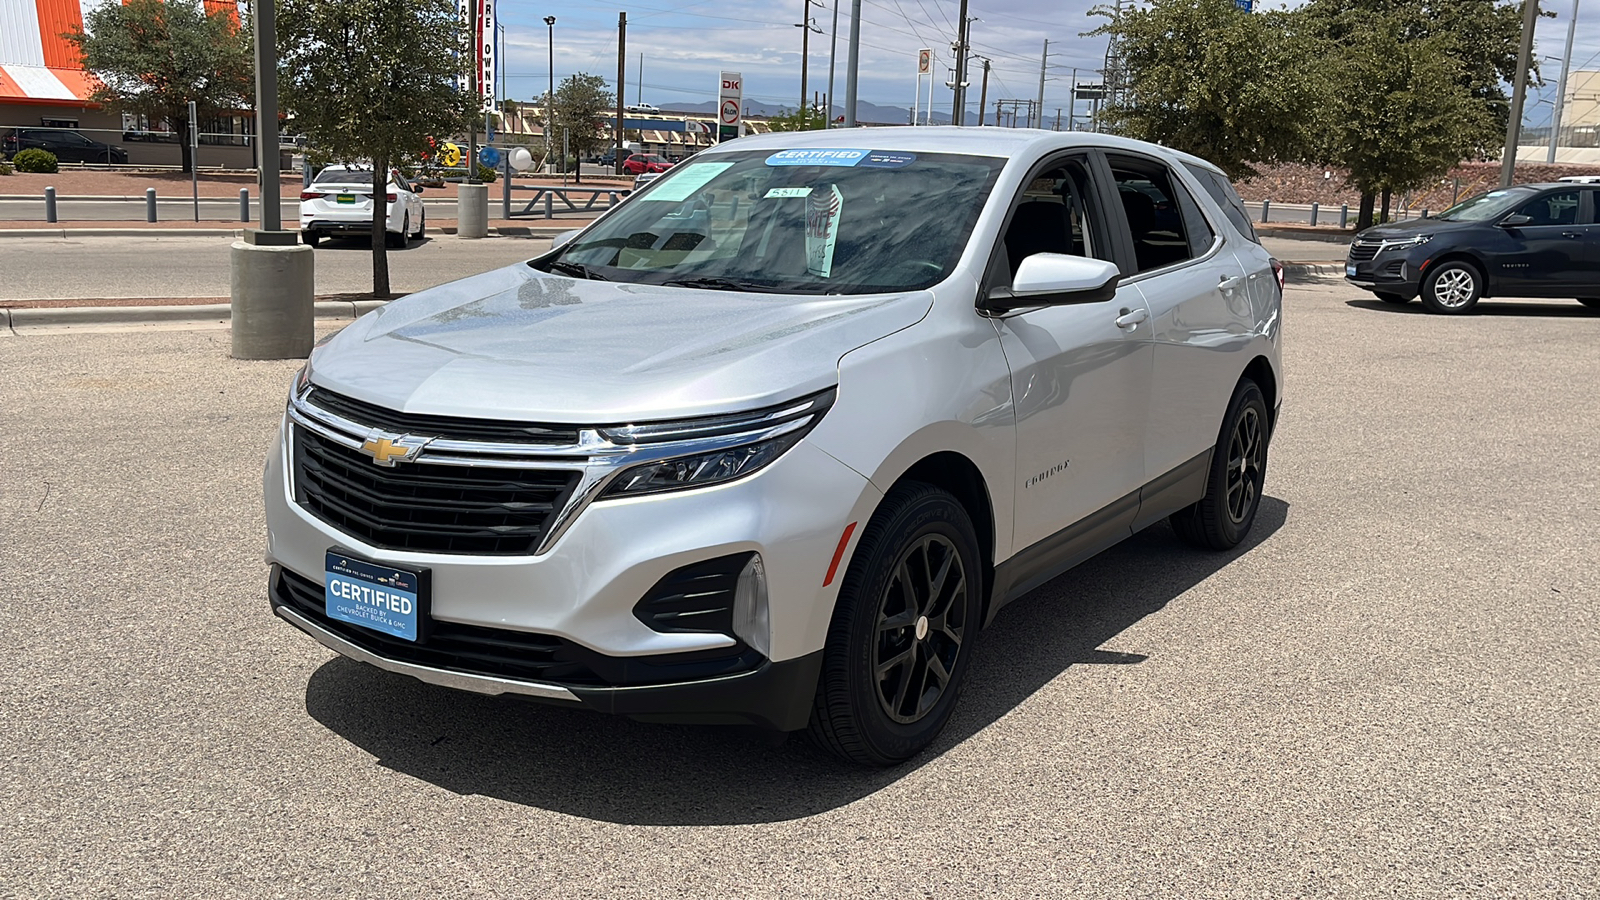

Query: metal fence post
[502,152,512,219]
[1339,204,1349,229]
[44,186,57,223]
[1309,202,1319,227]
[1420,208,1429,220]
[146,188,158,223]
[1261,199,1270,223]
[240,188,250,223]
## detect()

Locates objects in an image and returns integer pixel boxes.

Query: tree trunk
[575,158,582,184]
[176,116,193,174]
[1357,191,1377,232]
[1379,189,1393,225]
[371,154,390,299]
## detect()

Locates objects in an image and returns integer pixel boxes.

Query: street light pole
[544,16,556,167]
[843,0,861,127]
[826,0,840,125]
[1500,0,1539,187]
[1549,0,1579,164]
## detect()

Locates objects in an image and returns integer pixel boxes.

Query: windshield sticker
[859,151,916,169]
[767,148,869,167]
[805,185,844,278]
[640,162,735,201]
[765,186,813,199]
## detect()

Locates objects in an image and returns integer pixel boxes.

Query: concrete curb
[1282,262,1346,283]
[4,299,386,334]
[0,225,577,239]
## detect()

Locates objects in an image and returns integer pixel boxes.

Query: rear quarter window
[1184,163,1259,244]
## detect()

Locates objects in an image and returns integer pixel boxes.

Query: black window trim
[979,148,1128,309]
[1103,150,1226,284]
[1184,161,1260,244]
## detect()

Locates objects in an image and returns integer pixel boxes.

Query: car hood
[1356,217,1480,241]
[310,263,934,423]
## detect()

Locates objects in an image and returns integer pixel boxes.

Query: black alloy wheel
[1172,378,1270,551]
[872,534,969,724]
[809,482,982,766]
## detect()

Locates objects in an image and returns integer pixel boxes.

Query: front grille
[292,426,578,555]
[306,388,581,445]
[1348,240,1382,262]
[273,567,760,687]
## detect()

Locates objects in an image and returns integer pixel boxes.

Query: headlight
[292,357,314,393]
[598,389,834,499]
[1381,235,1433,251]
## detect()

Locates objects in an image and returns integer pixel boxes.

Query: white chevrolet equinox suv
[265,128,1283,766]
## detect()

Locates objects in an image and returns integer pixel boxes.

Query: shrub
[12,148,58,173]
[0,153,12,176]
[476,163,497,183]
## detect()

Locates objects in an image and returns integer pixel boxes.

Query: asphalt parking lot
[2,283,1597,898]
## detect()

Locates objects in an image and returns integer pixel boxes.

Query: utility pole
[827,0,840,125]
[844,0,862,127]
[1034,39,1048,130]
[253,0,281,232]
[797,0,822,123]
[616,12,626,174]
[976,58,990,126]
[1549,0,1579,163]
[1500,0,1539,187]
[467,0,479,183]
[638,53,644,105]
[544,16,555,166]
[950,0,970,125]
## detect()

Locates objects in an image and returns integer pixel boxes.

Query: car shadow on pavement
[304,497,1289,825]
[1346,298,1600,317]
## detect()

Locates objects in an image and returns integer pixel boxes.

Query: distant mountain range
[658,99,959,126]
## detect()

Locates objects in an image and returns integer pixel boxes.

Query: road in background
[2,283,1597,897]
[0,197,455,224]
[0,233,1348,303]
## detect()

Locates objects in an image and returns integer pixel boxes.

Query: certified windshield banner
[806,185,844,277]
[769,148,868,167]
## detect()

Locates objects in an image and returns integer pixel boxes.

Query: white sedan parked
[299,164,427,248]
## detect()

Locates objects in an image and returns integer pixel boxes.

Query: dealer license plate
[1346,263,1357,277]
[325,551,423,641]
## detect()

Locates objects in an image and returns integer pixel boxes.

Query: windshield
[540,148,1006,294]
[1434,188,1537,222]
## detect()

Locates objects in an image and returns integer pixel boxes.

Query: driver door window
[999,158,1108,283]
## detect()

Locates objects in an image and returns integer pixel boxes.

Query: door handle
[1115,307,1149,329]
[1562,231,1583,239]
[1218,274,1245,291]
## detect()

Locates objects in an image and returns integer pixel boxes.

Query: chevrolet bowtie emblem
[359,432,430,467]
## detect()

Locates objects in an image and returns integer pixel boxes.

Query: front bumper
[1344,253,1422,298]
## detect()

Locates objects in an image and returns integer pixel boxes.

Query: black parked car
[1346,184,1600,314]
[3,128,128,164]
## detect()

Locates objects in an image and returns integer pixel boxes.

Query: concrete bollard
[544,192,554,220]
[45,186,57,223]
[240,188,250,223]
[456,182,489,239]
[1309,202,1319,227]
[146,188,157,223]
[231,235,314,359]
[1340,204,1349,229]
[1261,199,1271,223]
[1420,208,1429,219]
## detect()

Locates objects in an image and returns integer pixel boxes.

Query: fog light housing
[731,554,770,658]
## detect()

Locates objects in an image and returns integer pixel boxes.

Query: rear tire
[808,483,982,767]
[301,231,321,248]
[1375,292,1410,305]
[412,207,425,240]
[1419,260,1482,314]
[1171,379,1270,551]
[387,216,408,249]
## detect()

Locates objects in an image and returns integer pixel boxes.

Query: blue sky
[493,0,1597,125]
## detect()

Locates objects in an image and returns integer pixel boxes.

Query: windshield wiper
[661,276,791,293]
[546,260,608,280]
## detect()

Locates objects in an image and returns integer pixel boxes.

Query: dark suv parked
[2,128,128,164]
[1346,184,1600,314]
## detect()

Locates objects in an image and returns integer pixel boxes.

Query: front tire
[1420,261,1481,314]
[1171,379,1270,551]
[808,483,982,767]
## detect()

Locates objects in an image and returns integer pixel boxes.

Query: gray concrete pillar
[457,182,489,239]
[231,237,314,359]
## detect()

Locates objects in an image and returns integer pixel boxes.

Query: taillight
[1269,258,1285,292]
[385,193,396,203]
[299,190,321,201]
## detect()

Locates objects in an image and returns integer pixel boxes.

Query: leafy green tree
[67,0,253,173]
[548,74,615,182]
[277,0,474,297]
[1086,0,1317,179]
[1300,0,1525,229]
[766,107,828,132]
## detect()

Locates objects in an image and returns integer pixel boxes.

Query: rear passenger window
[1108,159,1194,273]
[1184,163,1260,244]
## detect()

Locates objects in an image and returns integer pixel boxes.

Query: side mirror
[1500,214,1532,227]
[986,254,1121,312]
[412,185,425,194]
[550,229,583,250]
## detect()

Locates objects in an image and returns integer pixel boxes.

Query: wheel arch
[886,451,997,622]
[1242,354,1279,432]
[1423,252,1490,297]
